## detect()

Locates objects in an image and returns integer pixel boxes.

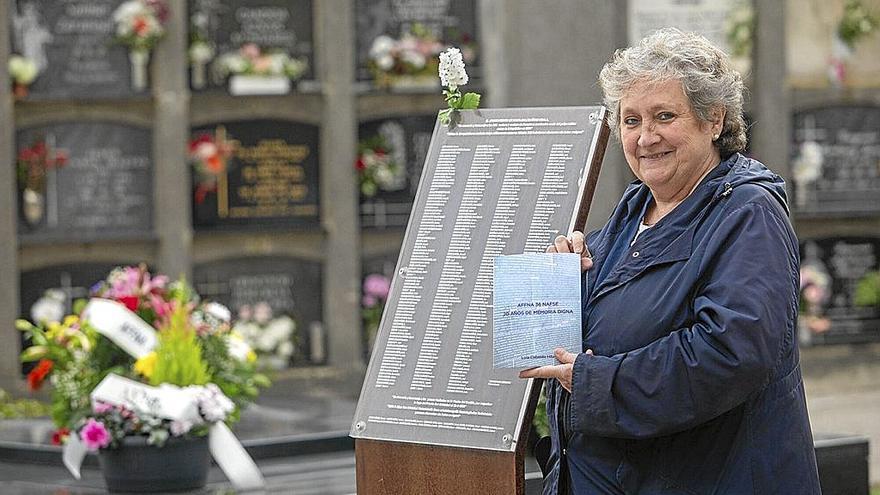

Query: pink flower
[92,402,114,414]
[363,294,377,308]
[363,274,390,299]
[80,419,111,451]
[240,43,261,60]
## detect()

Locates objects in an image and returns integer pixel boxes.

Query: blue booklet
[492,253,582,369]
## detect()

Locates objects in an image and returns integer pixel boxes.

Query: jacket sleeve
[569,200,800,439]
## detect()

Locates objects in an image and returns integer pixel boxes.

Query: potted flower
[16,135,68,227]
[189,127,235,220]
[356,135,405,197]
[233,303,297,370]
[17,265,269,492]
[361,273,391,354]
[830,0,878,86]
[112,0,169,91]
[368,24,446,90]
[212,43,308,95]
[8,54,38,99]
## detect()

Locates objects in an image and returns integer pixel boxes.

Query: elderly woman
[520,29,821,494]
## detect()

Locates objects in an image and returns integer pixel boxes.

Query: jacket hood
[713,153,790,215]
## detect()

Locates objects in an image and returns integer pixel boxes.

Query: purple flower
[363,274,390,300]
[363,294,378,308]
[80,419,111,451]
[92,401,114,414]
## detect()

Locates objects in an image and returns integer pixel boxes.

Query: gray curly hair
[598,28,747,157]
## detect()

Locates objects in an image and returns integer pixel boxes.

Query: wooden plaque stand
[354,110,609,494]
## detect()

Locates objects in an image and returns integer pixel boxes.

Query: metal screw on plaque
[398,266,408,278]
[502,434,513,447]
[355,421,366,433]
[589,112,599,125]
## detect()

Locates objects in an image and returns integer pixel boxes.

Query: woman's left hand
[519,348,592,393]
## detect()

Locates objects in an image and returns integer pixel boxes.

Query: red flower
[26,359,53,391]
[133,16,150,36]
[189,134,212,153]
[51,428,70,446]
[205,154,224,174]
[118,296,140,312]
[355,158,366,171]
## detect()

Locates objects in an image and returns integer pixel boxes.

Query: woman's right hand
[547,232,593,273]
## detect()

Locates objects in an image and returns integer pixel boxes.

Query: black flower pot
[98,435,210,493]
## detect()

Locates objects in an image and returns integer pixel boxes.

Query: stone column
[752,0,790,181]
[317,0,362,376]
[0,0,22,386]
[153,0,192,279]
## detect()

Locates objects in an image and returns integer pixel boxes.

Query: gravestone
[799,237,880,345]
[355,0,480,82]
[16,122,153,242]
[194,257,324,365]
[791,105,880,216]
[190,120,320,230]
[358,115,436,228]
[352,107,609,494]
[10,0,142,99]
[187,0,314,91]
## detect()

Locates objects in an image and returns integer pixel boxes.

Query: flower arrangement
[368,24,445,88]
[233,303,297,370]
[189,127,235,204]
[438,47,481,126]
[212,43,308,82]
[112,0,169,52]
[361,273,391,350]
[837,0,879,49]
[188,12,215,89]
[16,265,269,448]
[356,135,405,197]
[16,135,68,193]
[799,264,832,336]
[8,54,38,99]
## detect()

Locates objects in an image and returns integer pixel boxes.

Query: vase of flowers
[17,265,269,492]
[212,43,308,96]
[233,303,297,370]
[112,0,169,91]
[8,54,38,100]
[189,127,235,223]
[16,135,68,228]
[356,135,405,197]
[368,24,447,90]
[830,0,878,86]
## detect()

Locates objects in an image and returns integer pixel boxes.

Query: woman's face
[619,79,723,202]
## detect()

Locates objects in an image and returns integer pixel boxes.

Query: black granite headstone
[358,115,436,228]
[16,122,153,242]
[791,105,880,216]
[190,120,320,230]
[10,0,143,99]
[187,0,314,91]
[193,257,324,364]
[799,237,880,345]
[355,0,480,82]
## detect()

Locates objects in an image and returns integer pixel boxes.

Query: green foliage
[533,384,550,438]
[439,88,481,126]
[0,389,50,419]
[200,332,270,421]
[854,271,880,308]
[149,305,209,387]
[838,0,879,48]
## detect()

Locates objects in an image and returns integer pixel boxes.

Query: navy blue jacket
[543,154,821,494]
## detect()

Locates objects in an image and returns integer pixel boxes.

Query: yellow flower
[45,322,63,340]
[62,315,79,327]
[247,350,257,363]
[134,352,158,378]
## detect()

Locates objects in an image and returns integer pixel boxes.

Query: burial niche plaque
[351,107,609,452]
[16,122,153,242]
[10,0,143,99]
[190,120,320,230]
[791,105,880,216]
[358,115,436,229]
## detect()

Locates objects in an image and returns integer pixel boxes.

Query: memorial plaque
[194,257,325,364]
[355,0,480,82]
[16,122,153,242]
[351,107,608,451]
[190,120,320,230]
[187,0,314,91]
[19,262,129,373]
[791,106,880,216]
[358,115,436,228]
[799,237,880,345]
[10,0,142,99]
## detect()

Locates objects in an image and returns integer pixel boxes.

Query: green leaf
[460,92,481,110]
[14,319,34,331]
[438,108,453,125]
[20,346,47,362]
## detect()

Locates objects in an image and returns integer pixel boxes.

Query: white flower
[204,302,231,323]
[170,420,193,436]
[9,55,38,84]
[196,383,235,423]
[401,50,426,69]
[189,42,214,63]
[793,141,824,184]
[112,1,145,23]
[438,47,468,88]
[30,289,65,324]
[369,35,395,59]
[277,340,294,358]
[376,54,394,71]
[226,331,254,362]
